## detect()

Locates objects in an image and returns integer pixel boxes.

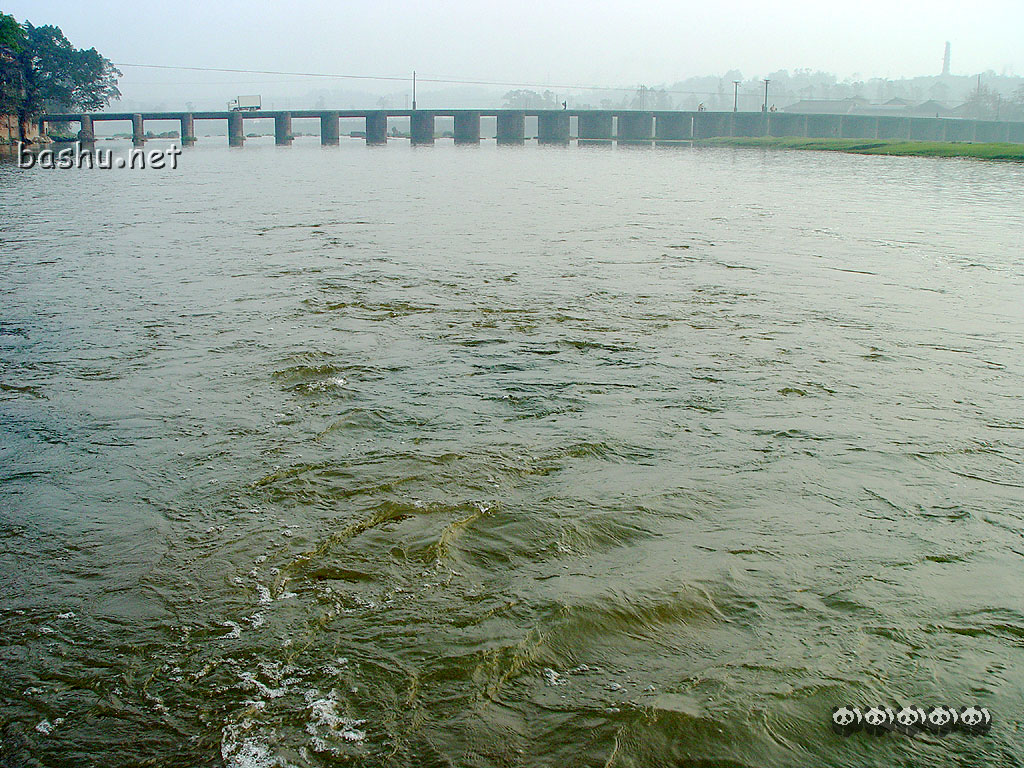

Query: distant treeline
[500,70,1024,119]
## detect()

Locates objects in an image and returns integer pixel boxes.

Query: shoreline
[690,136,1024,161]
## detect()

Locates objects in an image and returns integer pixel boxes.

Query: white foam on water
[221,721,286,768]
[544,668,566,686]
[238,671,288,700]
[223,621,243,640]
[322,657,349,676]
[34,718,63,735]
[304,689,367,753]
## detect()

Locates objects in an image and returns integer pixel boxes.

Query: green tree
[0,12,26,114]
[19,23,121,115]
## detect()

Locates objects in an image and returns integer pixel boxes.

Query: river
[1,137,1023,767]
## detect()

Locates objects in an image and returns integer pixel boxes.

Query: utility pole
[762,79,770,112]
[412,70,417,111]
[733,81,740,112]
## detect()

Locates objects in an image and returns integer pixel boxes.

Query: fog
[7,0,1024,111]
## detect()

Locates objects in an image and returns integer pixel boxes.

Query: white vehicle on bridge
[228,95,261,112]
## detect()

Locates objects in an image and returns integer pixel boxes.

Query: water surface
[1,138,1023,767]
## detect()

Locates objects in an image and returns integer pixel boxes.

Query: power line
[113,62,738,98]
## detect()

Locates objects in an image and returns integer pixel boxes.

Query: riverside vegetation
[694,136,1024,161]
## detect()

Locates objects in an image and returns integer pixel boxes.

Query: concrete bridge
[39,109,1024,147]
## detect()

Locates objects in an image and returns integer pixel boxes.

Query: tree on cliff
[19,24,121,115]
[0,14,120,121]
[0,13,25,115]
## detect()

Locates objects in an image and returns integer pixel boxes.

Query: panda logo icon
[831,705,862,735]
[893,705,926,736]
[924,705,958,735]
[958,706,992,735]
[862,706,894,735]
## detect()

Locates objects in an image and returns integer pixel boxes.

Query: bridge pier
[496,111,525,144]
[877,117,909,140]
[132,114,145,146]
[228,112,244,146]
[768,113,804,138]
[364,112,387,145]
[806,114,841,138]
[537,111,569,144]
[839,115,877,139]
[617,112,653,144]
[908,117,941,141]
[655,112,692,143]
[274,113,292,145]
[365,111,387,144]
[454,112,480,144]
[321,111,340,145]
[731,112,767,137]
[578,111,613,144]
[693,112,731,138]
[411,112,434,145]
[180,113,196,146]
[974,120,1004,143]
[77,115,95,144]
[944,119,975,142]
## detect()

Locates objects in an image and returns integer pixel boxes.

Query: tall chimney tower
[942,41,951,76]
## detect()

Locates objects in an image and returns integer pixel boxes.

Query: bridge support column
[180,114,196,146]
[454,112,481,144]
[806,115,841,138]
[655,112,692,143]
[693,112,731,138]
[578,111,613,144]
[974,120,1003,143]
[537,111,569,144]
[496,111,525,144]
[320,111,339,145]
[132,114,145,146]
[228,112,244,146]
[731,112,767,137]
[366,111,387,144]
[839,115,876,139]
[876,116,908,140]
[617,112,653,143]
[943,119,975,142]
[411,112,434,145]
[274,113,292,145]
[77,115,95,145]
[908,117,941,141]
[768,113,803,138]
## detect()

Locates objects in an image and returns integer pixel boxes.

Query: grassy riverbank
[693,136,1024,161]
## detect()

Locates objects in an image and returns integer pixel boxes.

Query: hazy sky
[6,0,1023,104]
